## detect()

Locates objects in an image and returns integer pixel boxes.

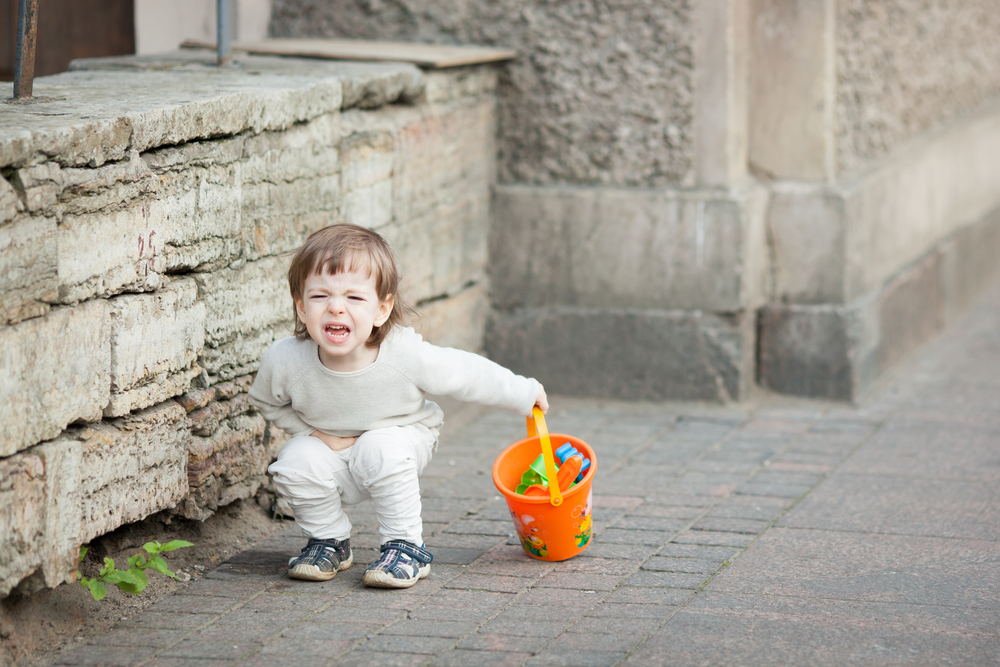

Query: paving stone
[379,620,478,638]
[623,593,1000,667]
[577,543,660,560]
[671,530,755,548]
[115,612,218,631]
[456,633,551,652]
[427,547,492,564]
[525,649,628,666]
[443,573,533,593]
[603,587,691,606]
[149,596,240,614]
[779,474,1000,540]
[330,651,429,667]
[311,607,409,623]
[239,592,330,613]
[360,634,455,653]
[192,622,284,643]
[585,602,677,619]
[691,517,771,534]
[551,557,636,575]
[144,659,236,667]
[609,517,689,532]
[642,557,722,574]
[596,529,671,546]
[279,621,385,640]
[212,608,311,627]
[657,544,741,561]
[481,616,573,638]
[569,616,664,635]
[158,639,257,659]
[444,520,515,536]
[625,572,707,589]
[86,628,188,648]
[428,649,535,667]
[533,572,621,591]
[624,505,703,520]
[706,528,1000,609]
[176,579,269,599]
[546,632,645,652]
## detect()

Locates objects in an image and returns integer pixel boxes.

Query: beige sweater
[248,327,540,438]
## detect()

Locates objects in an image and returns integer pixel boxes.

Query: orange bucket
[492,408,597,561]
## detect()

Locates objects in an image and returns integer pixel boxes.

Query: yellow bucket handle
[527,407,562,506]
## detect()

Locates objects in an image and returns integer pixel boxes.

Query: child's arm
[403,332,544,416]
[248,346,315,437]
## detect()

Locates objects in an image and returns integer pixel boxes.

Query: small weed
[77,540,193,601]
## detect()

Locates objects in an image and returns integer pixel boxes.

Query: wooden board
[181,38,515,69]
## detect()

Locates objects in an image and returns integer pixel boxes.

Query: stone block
[412,282,489,353]
[0,214,58,325]
[0,439,83,597]
[767,186,845,303]
[104,277,207,417]
[491,183,768,313]
[877,252,942,372]
[939,208,1000,323]
[195,256,294,349]
[198,323,293,383]
[0,300,111,457]
[181,413,269,521]
[78,401,190,543]
[485,306,754,402]
[0,173,22,223]
[57,202,165,304]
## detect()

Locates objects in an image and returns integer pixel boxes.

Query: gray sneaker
[288,537,353,581]
[362,540,433,588]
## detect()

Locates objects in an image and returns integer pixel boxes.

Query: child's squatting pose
[248,224,548,589]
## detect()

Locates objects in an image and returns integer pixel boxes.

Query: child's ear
[374,295,394,327]
[294,296,306,323]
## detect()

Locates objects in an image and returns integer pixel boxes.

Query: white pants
[267,424,437,546]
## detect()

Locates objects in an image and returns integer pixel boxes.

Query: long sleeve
[248,344,315,437]
[400,333,540,416]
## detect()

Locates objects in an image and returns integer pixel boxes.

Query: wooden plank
[181,38,516,69]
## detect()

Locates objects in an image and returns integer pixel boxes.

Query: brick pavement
[45,284,1000,666]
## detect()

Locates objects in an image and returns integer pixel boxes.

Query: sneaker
[287,537,353,581]
[362,540,433,589]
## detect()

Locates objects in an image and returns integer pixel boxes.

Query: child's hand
[310,430,358,451]
[535,385,549,414]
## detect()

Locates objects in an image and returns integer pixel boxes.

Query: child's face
[295,267,394,372]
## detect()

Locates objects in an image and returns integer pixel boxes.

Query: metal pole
[13,0,38,99]
[217,0,232,66]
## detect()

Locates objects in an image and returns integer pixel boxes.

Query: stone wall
[0,51,500,597]
[836,0,1000,173]
[270,0,696,187]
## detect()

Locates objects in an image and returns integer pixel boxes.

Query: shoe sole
[362,564,431,589]
[288,551,354,582]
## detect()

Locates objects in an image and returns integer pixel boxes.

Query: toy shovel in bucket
[492,408,597,561]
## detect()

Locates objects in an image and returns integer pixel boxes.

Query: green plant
[77,540,193,601]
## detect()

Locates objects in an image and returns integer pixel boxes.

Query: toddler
[249,224,547,588]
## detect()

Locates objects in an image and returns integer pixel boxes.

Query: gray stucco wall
[837,0,1000,173]
[270,0,695,186]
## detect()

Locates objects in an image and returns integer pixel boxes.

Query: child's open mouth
[325,324,350,341]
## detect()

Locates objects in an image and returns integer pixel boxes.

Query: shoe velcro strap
[381,540,433,564]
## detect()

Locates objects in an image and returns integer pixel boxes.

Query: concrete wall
[0,52,500,597]
[836,0,1000,173]
[270,0,696,187]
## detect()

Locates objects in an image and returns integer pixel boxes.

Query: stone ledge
[760,207,1000,399]
[0,52,424,170]
[491,183,768,313]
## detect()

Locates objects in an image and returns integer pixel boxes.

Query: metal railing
[9,0,234,100]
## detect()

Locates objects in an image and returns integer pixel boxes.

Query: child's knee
[268,435,343,498]
[351,429,421,482]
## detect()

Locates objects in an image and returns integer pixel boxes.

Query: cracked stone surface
[39,282,1000,666]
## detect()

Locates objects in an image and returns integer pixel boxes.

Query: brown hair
[288,224,412,346]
